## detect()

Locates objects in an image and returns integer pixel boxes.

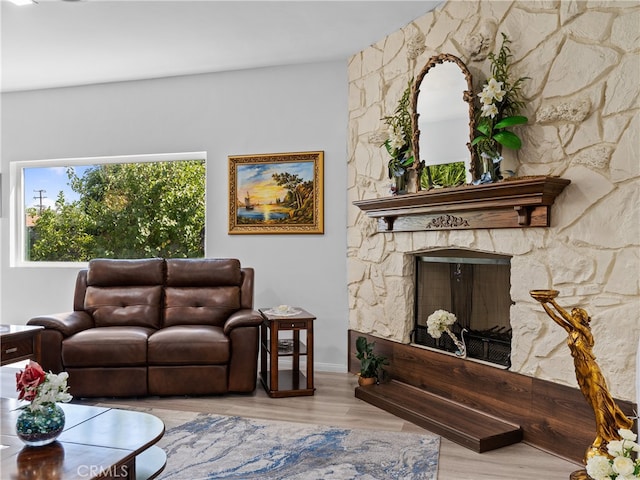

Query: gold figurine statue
[530,290,634,470]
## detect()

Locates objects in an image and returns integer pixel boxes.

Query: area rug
[114,407,440,480]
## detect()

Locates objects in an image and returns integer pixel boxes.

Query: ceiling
[1,0,442,92]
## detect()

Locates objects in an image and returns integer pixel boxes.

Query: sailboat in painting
[244,192,254,210]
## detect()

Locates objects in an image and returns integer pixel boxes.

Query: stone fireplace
[413,248,512,368]
[346,0,639,405]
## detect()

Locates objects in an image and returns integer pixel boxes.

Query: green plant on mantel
[471,33,529,183]
[421,162,467,189]
[382,80,415,192]
[355,336,389,380]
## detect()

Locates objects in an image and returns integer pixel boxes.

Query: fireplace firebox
[412,249,513,367]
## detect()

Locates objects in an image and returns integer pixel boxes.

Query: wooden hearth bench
[356,380,522,452]
[348,330,637,464]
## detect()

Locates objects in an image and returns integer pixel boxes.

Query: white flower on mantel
[426,309,457,338]
[387,125,405,151]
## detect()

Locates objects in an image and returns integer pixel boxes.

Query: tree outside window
[24,159,205,262]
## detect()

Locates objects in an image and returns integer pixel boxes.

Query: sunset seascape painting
[228,152,324,234]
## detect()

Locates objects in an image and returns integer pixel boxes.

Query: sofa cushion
[62,326,153,367]
[148,326,230,365]
[87,258,164,286]
[149,365,228,396]
[165,258,242,287]
[84,258,164,328]
[85,285,162,328]
[163,286,240,327]
[66,367,148,398]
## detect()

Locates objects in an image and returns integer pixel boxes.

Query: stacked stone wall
[347,0,639,401]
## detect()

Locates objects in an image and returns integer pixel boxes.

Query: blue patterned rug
[149,409,440,480]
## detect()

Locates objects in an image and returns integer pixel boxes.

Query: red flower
[16,361,46,402]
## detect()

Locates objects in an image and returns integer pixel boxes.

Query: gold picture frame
[228,151,324,234]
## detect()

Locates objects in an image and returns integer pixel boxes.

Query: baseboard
[315,362,347,373]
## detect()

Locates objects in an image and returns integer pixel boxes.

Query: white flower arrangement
[426,310,467,358]
[471,34,528,159]
[471,33,528,184]
[478,77,506,118]
[586,428,640,480]
[382,80,414,183]
[426,309,457,338]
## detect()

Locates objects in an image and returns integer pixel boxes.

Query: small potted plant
[355,336,389,386]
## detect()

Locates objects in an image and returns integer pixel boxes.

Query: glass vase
[392,171,409,195]
[16,403,65,446]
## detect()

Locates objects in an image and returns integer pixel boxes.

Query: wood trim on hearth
[348,330,637,464]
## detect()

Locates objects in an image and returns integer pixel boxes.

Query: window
[11,152,206,265]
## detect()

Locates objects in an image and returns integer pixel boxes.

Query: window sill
[11,261,89,269]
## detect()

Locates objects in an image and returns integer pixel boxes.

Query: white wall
[1,61,349,372]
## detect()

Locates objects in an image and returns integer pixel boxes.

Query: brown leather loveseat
[28,257,263,398]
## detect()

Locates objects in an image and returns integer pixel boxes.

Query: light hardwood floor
[2,369,580,479]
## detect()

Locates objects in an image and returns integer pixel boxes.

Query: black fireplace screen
[412,250,513,367]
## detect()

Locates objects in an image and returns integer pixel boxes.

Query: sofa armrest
[223,309,263,336]
[28,311,94,338]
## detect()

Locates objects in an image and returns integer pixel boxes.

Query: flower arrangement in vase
[15,360,72,446]
[585,428,640,479]
[426,309,467,358]
[382,80,415,194]
[471,33,529,184]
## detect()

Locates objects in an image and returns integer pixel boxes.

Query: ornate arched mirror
[411,53,477,188]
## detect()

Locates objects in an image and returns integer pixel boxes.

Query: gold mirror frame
[411,53,478,187]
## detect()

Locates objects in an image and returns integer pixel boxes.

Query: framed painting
[228,151,324,234]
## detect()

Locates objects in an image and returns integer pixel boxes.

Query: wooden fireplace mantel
[352,175,571,232]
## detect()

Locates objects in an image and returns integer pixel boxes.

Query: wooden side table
[0,325,44,366]
[259,308,315,398]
